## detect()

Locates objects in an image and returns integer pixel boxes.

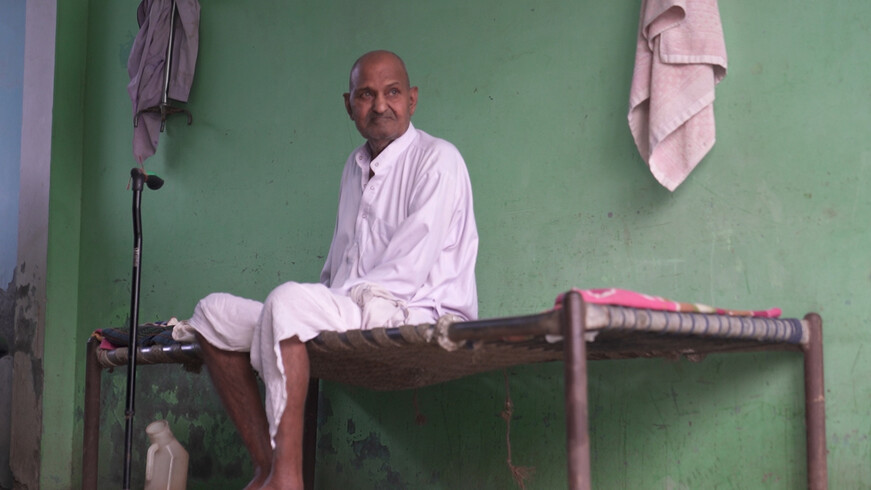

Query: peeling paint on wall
[95,363,254,489]
[1,277,15,489]
[11,261,44,490]
[0,280,13,357]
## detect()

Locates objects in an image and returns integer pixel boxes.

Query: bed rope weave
[93,304,806,391]
[84,293,827,490]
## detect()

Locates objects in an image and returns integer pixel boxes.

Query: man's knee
[188,292,261,351]
[195,292,233,312]
[263,282,311,310]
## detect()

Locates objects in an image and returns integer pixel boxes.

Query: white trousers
[173,281,436,444]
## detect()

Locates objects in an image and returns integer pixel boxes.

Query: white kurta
[175,123,478,443]
[322,122,478,320]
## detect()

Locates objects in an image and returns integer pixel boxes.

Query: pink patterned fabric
[628,0,727,191]
[556,288,781,318]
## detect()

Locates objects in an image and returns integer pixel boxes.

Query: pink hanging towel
[627,0,727,191]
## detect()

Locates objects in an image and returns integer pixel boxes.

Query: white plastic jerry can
[144,420,189,490]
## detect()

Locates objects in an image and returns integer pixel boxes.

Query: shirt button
[369,185,375,190]
[374,162,379,167]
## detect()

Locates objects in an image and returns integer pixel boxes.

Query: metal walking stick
[123,167,164,489]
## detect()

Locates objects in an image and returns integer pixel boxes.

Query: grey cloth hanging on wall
[127,0,200,164]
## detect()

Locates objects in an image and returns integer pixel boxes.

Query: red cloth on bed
[555,288,781,318]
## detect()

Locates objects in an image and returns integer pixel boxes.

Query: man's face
[344,53,418,155]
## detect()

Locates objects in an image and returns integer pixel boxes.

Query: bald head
[344,50,418,156]
[348,50,410,93]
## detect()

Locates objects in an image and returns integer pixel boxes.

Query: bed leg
[82,337,102,490]
[564,291,591,490]
[303,377,320,490]
[803,313,827,490]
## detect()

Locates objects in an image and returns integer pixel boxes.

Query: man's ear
[409,86,419,116]
[344,93,353,119]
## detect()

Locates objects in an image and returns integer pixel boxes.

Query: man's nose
[373,93,388,113]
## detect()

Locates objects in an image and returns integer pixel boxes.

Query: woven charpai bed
[82,290,828,489]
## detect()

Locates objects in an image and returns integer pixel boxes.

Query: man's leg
[260,337,310,490]
[248,281,365,489]
[196,333,274,490]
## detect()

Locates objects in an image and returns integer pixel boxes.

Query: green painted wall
[44,0,870,488]
[40,1,87,488]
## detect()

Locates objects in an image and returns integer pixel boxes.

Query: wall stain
[317,431,337,455]
[379,464,406,490]
[345,432,407,489]
[95,364,252,488]
[0,277,14,358]
[351,432,390,469]
[11,267,43,488]
[15,283,29,300]
[187,425,214,480]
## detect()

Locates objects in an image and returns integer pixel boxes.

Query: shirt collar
[354,122,418,176]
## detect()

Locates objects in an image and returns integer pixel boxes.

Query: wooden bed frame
[82,290,828,489]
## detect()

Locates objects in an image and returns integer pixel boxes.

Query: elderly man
[175,50,478,489]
